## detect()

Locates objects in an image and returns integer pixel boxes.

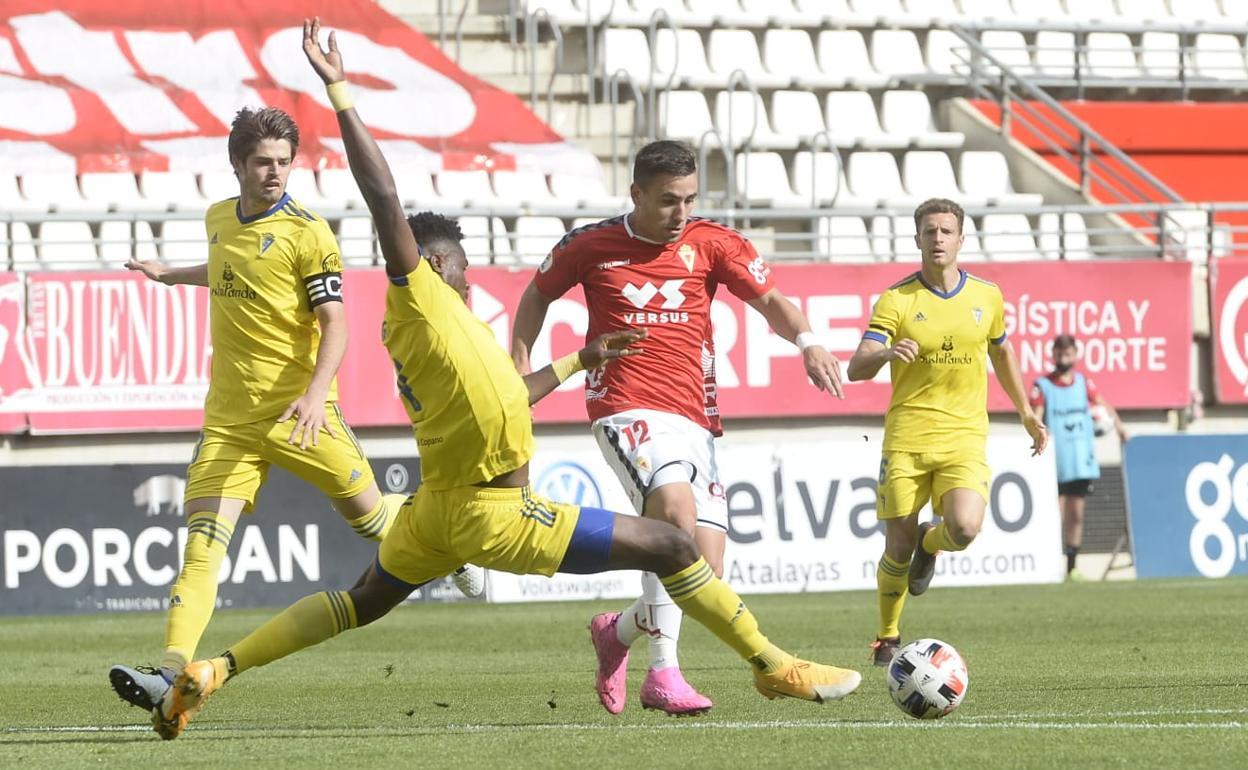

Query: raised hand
[126,258,169,284]
[302,17,345,85]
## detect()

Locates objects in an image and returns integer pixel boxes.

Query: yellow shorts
[877,448,990,520]
[377,485,586,587]
[184,403,375,512]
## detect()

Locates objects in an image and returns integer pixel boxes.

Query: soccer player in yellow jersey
[148,20,863,739]
[108,106,417,712]
[847,198,1048,667]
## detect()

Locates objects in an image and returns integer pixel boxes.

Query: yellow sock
[221,590,357,678]
[877,554,910,639]
[923,521,965,554]
[161,511,235,672]
[660,557,790,674]
[347,494,403,542]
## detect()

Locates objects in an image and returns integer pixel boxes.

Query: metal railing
[6,202,1244,272]
[524,8,564,123]
[605,68,646,195]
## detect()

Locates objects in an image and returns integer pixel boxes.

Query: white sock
[615,572,681,669]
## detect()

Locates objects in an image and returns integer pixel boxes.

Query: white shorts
[591,408,728,533]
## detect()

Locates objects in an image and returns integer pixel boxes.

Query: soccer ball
[886,638,968,719]
[1089,404,1114,437]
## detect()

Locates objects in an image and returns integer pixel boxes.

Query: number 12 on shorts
[622,419,650,452]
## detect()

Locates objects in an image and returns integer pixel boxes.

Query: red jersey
[1029,370,1100,410]
[533,215,775,435]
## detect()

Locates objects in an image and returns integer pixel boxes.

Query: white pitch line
[963,707,1248,721]
[5,719,1245,735]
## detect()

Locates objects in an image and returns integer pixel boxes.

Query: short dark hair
[633,140,697,187]
[407,211,464,249]
[228,107,300,167]
[1052,334,1077,351]
[913,198,965,234]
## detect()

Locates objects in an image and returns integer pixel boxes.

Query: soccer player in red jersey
[512,140,845,715]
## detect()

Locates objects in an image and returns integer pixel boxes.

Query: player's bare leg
[1060,493,1086,580]
[910,489,985,597]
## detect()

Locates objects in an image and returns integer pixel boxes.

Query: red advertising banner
[0,261,1192,434]
[1211,258,1248,403]
[0,1,587,175]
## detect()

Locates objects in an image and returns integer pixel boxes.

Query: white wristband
[796,332,822,351]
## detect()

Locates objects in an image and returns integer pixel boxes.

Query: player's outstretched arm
[126,259,208,287]
[748,289,844,398]
[301,18,420,279]
[512,280,554,375]
[522,328,646,405]
[988,340,1048,456]
[846,337,917,381]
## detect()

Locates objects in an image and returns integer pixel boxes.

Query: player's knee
[948,519,981,546]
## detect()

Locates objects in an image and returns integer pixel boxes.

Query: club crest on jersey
[972,307,983,325]
[677,243,696,272]
[260,232,276,255]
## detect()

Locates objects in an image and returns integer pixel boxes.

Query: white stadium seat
[1140,32,1181,79]
[905,0,964,23]
[764,30,843,89]
[1171,0,1222,24]
[1222,0,1248,18]
[958,151,1043,207]
[740,0,810,26]
[653,29,720,89]
[926,30,969,78]
[139,170,205,212]
[1038,212,1091,261]
[981,213,1043,261]
[492,170,555,206]
[659,90,715,144]
[980,30,1032,76]
[817,31,888,89]
[1034,31,1075,79]
[792,151,857,206]
[902,150,985,206]
[825,92,907,150]
[771,91,826,144]
[959,0,1013,19]
[284,168,329,210]
[959,216,986,262]
[159,219,207,264]
[21,171,98,213]
[1116,0,1170,21]
[1008,0,1065,21]
[624,0,716,27]
[1063,0,1118,21]
[849,152,918,207]
[394,169,439,208]
[818,216,875,263]
[735,152,807,208]
[337,216,376,265]
[80,172,150,212]
[870,30,927,80]
[459,216,513,266]
[8,221,39,270]
[99,219,158,268]
[549,173,625,209]
[199,171,238,203]
[513,216,566,266]
[602,28,651,86]
[316,168,366,210]
[1194,34,1248,80]
[871,215,918,262]
[437,170,498,207]
[38,220,96,268]
[714,91,799,150]
[881,91,965,149]
[524,0,609,26]
[0,171,45,213]
[1086,33,1140,79]
[707,29,789,90]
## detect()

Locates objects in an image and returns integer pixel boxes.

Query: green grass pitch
[2,578,1245,769]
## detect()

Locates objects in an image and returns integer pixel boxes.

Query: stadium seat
[1008,0,1064,21]
[285,168,329,209]
[980,30,1032,76]
[740,0,811,26]
[817,31,888,89]
[0,171,44,213]
[394,169,439,208]
[139,171,206,212]
[1193,34,1247,81]
[653,29,720,89]
[902,151,986,207]
[1172,0,1222,24]
[199,171,238,203]
[524,0,609,26]
[1085,33,1140,79]
[1140,32,1181,79]
[1034,31,1075,79]
[707,29,789,89]
[159,219,207,264]
[771,91,827,146]
[792,151,857,206]
[849,152,917,207]
[337,216,376,265]
[549,173,625,209]
[21,171,98,213]
[871,214,918,262]
[7,221,38,270]
[658,91,715,144]
[316,168,366,210]
[619,0,716,27]
[880,91,965,149]
[1038,212,1091,261]
[904,0,965,24]
[602,28,652,86]
[1062,0,1118,21]
[818,215,875,263]
[1222,0,1248,18]
[459,216,513,266]
[513,216,566,266]
[958,0,1013,19]
[714,91,799,150]
[764,30,844,89]
[794,0,864,26]
[682,0,736,26]
[1163,209,1211,263]
[493,170,555,206]
[99,219,158,268]
[959,216,986,262]
[870,30,927,81]
[980,213,1043,261]
[825,92,907,150]
[1115,0,1170,21]
[958,151,1043,207]
[925,30,969,78]
[850,0,916,23]
[735,152,807,208]
[38,220,96,269]
[437,170,498,208]
[80,172,150,212]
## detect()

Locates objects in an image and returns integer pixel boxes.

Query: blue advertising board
[1123,434,1248,578]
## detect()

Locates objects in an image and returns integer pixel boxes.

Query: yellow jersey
[203,194,343,426]
[864,270,1007,452]
[383,259,535,490]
